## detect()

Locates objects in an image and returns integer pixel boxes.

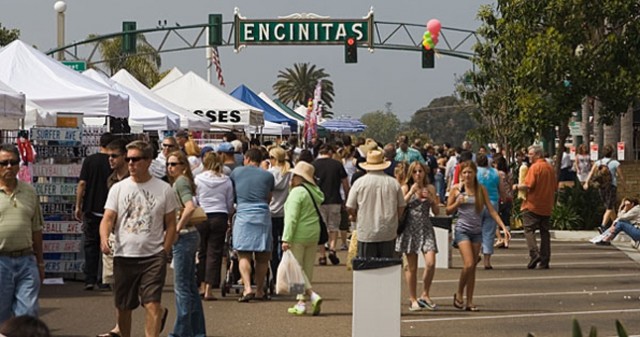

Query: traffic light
[422,46,435,69]
[208,14,223,46]
[345,36,357,63]
[122,21,137,54]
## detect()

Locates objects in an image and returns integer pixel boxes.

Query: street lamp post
[54,1,66,61]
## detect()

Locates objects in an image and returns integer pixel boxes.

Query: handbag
[179,196,207,226]
[188,206,207,226]
[301,184,329,245]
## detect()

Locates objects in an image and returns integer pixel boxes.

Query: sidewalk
[39,236,640,337]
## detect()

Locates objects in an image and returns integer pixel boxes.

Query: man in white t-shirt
[100,140,178,337]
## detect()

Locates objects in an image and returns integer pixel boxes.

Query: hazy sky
[1,0,492,121]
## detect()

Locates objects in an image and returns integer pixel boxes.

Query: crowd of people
[4,127,638,336]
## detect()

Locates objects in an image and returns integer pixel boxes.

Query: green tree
[459,1,640,165]
[360,110,400,145]
[409,96,477,146]
[272,63,335,114]
[0,23,19,46]
[87,34,161,88]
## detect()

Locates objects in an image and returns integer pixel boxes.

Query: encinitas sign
[234,9,374,50]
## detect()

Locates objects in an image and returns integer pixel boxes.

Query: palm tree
[87,34,161,88]
[272,63,335,113]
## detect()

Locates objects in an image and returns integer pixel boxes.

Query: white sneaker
[310,293,323,316]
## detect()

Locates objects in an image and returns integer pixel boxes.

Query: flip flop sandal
[453,293,464,310]
[465,305,479,312]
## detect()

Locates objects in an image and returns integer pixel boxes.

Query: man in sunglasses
[0,144,45,325]
[74,132,115,291]
[100,140,178,337]
[150,136,177,181]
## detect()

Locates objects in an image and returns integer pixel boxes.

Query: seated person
[602,197,640,248]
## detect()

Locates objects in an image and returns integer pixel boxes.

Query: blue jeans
[0,255,40,324]
[481,201,499,255]
[611,221,640,242]
[434,171,446,203]
[170,230,206,337]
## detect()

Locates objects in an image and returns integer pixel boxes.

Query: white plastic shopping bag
[276,250,306,295]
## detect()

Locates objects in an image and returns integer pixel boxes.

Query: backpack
[590,159,612,190]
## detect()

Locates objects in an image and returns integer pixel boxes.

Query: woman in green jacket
[282,161,325,316]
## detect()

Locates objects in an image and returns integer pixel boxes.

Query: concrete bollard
[352,258,402,337]
[419,216,453,269]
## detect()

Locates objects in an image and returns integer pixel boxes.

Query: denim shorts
[454,230,482,246]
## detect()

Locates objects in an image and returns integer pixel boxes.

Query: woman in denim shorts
[446,161,510,312]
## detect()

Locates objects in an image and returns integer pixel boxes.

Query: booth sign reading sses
[233,9,374,50]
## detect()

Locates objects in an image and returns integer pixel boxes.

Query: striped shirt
[0,181,44,252]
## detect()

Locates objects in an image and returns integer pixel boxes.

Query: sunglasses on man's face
[125,157,147,163]
[109,153,122,159]
[0,160,19,167]
[162,143,176,148]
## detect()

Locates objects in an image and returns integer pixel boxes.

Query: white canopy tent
[83,69,180,131]
[0,40,129,118]
[0,79,25,118]
[152,67,184,90]
[111,69,211,131]
[247,120,291,136]
[153,71,264,129]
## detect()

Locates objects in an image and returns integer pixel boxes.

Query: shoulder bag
[301,184,329,245]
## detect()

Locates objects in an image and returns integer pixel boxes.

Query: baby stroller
[220,231,275,297]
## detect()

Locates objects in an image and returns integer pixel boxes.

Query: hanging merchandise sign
[32,164,82,177]
[33,145,89,159]
[31,127,82,142]
[34,183,77,196]
[43,260,84,273]
[41,203,75,215]
[617,142,625,161]
[234,9,374,50]
[590,143,599,161]
[43,240,82,253]
[42,221,83,234]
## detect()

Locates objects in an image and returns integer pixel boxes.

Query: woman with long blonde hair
[267,146,293,281]
[446,161,510,312]
[396,162,440,311]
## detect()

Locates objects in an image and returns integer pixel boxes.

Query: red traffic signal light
[345,37,357,63]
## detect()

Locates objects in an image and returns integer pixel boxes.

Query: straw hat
[359,150,391,171]
[291,161,316,185]
[358,138,380,155]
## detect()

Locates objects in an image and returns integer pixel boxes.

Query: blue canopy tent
[319,118,367,133]
[230,85,298,129]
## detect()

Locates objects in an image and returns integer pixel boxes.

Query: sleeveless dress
[396,194,438,253]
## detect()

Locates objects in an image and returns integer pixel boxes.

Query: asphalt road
[38,235,640,337]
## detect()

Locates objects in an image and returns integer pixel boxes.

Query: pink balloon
[427,19,442,36]
[432,35,439,46]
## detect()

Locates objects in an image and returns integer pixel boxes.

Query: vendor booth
[84,69,180,131]
[152,71,264,129]
[111,69,210,131]
[230,85,297,129]
[0,40,129,119]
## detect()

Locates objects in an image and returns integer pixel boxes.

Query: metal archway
[45,20,478,64]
